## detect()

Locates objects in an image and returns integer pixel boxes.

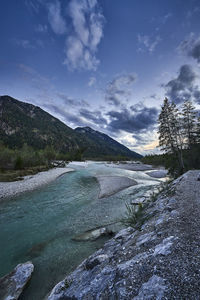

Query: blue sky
[1,0,200,154]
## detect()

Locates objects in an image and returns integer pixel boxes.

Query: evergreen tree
[182,100,197,149]
[195,116,200,144]
[158,98,184,173]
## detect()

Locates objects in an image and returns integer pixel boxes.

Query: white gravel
[0,167,74,200]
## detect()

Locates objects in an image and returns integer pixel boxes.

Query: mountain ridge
[0,95,142,159]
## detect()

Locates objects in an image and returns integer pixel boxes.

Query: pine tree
[196,116,200,144]
[182,100,197,149]
[158,98,184,172]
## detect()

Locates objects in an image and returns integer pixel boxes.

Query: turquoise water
[0,163,161,299]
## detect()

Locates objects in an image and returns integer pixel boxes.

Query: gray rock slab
[134,275,167,300]
[96,175,137,198]
[0,261,34,300]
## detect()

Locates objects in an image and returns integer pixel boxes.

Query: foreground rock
[73,227,113,241]
[0,261,34,300]
[96,176,137,198]
[47,170,200,299]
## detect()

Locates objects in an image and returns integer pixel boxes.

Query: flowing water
[0,162,162,299]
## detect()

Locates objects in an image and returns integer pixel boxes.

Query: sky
[1,0,200,155]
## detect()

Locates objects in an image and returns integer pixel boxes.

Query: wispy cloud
[162,13,173,24]
[105,73,137,106]
[47,0,67,35]
[12,38,35,49]
[57,93,89,107]
[186,6,200,19]
[64,0,105,71]
[35,24,48,33]
[88,76,96,87]
[137,34,161,53]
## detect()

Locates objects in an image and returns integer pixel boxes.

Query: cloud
[105,73,137,106]
[12,38,35,49]
[35,24,48,33]
[45,103,88,127]
[88,76,96,87]
[79,108,107,125]
[186,6,200,19]
[164,64,200,104]
[137,34,161,53]
[25,0,40,13]
[189,39,200,63]
[57,93,89,107]
[178,34,200,63]
[64,0,105,70]
[106,104,158,134]
[162,13,173,24]
[17,64,52,94]
[47,0,67,35]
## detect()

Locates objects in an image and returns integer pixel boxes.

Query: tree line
[143,98,200,176]
[0,143,86,171]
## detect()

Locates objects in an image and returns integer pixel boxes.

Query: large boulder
[0,261,34,300]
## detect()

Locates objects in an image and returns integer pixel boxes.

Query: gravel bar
[0,167,74,200]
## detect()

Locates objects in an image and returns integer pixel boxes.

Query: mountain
[0,95,142,159]
[75,127,142,159]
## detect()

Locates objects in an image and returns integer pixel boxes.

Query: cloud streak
[137,34,161,53]
[47,0,67,35]
[64,0,105,70]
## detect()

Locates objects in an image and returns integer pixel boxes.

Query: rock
[47,171,200,299]
[114,227,134,240]
[197,173,200,181]
[136,232,156,247]
[130,197,146,205]
[85,254,109,270]
[96,175,137,198]
[0,261,34,300]
[153,236,175,256]
[133,275,167,299]
[72,227,113,241]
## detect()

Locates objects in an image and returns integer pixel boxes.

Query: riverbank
[47,170,200,299]
[0,167,74,200]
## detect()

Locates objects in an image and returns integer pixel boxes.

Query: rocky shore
[0,167,74,200]
[47,170,200,299]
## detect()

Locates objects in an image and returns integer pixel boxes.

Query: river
[0,162,163,299]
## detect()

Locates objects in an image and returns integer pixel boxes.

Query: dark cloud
[105,73,137,106]
[189,40,200,63]
[79,108,107,125]
[179,35,200,63]
[164,64,200,104]
[106,105,158,134]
